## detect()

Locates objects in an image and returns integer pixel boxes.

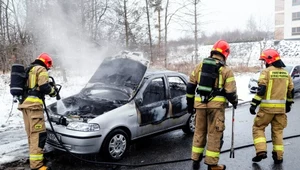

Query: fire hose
[43,82,300,169]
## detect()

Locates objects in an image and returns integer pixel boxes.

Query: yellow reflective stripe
[195,96,200,102]
[25,96,43,104]
[50,88,55,94]
[226,77,235,83]
[39,72,49,79]
[259,75,265,79]
[191,70,195,77]
[30,67,36,88]
[192,146,204,154]
[260,103,285,108]
[195,96,226,102]
[266,79,273,100]
[186,94,195,98]
[197,63,203,82]
[254,137,266,144]
[254,95,262,101]
[285,80,288,100]
[287,98,293,102]
[29,154,44,161]
[218,67,223,88]
[211,96,226,102]
[206,150,220,158]
[270,71,289,78]
[273,145,284,151]
[212,47,224,54]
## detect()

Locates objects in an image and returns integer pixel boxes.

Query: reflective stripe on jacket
[254,66,294,113]
[188,55,237,109]
[18,65,53,110]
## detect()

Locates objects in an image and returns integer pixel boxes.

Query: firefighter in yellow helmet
[18,53,57,170]
[186,40,238,170]
[250,49,294,164]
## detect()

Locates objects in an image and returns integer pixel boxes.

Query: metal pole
[229,107,235,158]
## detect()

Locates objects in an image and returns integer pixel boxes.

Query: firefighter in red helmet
[18,53,57,170]
[250,49,294,164]
[186,40,238,170]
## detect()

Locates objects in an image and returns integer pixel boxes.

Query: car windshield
[81,86,130,101]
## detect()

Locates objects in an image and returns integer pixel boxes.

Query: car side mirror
[135,98,143,106]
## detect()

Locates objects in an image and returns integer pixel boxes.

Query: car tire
[182,113,195,134]
[101,129,129,161]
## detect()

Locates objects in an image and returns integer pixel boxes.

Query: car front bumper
[46,130,103,154]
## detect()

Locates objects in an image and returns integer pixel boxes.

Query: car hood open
[47,51,149,124]
[88,51,149,94]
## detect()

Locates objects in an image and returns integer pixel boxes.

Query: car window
[143,78,166,105]
[168,76,186,98]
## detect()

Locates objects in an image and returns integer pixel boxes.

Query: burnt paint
[170,96,187,117]
[48,91,127,119]
[138,100,169,125]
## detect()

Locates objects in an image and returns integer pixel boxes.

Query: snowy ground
[0,70,256,165]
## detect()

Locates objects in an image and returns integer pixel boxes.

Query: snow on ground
[0,70,256,165]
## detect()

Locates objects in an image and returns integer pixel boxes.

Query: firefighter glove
[186,97,195,114]
[250,105,257,115]
[188,106,195,114]
[231,100,238,109]
[286,101,293,113]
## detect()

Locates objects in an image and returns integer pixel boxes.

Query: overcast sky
[201,0,274,34]
[170,0,274,39]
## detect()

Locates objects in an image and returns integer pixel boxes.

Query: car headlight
[67,122,100,132]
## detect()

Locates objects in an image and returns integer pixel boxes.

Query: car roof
[144,68,187,78]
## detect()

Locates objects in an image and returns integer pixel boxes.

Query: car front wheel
[182,113,195,134]
[101,129,129,161]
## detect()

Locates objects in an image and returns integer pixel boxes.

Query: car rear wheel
[101,129,129,161]
[182,113,195,134]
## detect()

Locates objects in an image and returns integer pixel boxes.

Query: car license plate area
[47,132,61,144]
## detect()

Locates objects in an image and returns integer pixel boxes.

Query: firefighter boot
[252,151,267,162]
[192,154,203,170]
[272,152,283,164]
[207,164,226,170]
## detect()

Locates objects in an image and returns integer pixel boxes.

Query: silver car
[248,65,300,93]
[45,52,195,161]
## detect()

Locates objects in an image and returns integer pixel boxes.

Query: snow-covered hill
[168,40,300,67]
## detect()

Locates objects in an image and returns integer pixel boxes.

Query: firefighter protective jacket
[251,66,294,113]
[187,54,238,109]
[18,65,55,110]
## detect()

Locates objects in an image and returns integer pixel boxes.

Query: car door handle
[128,114,134,117]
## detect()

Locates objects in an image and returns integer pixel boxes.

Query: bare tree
[163,1,188,67]
[150,0,163,59]
[123,0,129,48]
[145,0,153,62]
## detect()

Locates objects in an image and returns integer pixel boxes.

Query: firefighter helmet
[259,49,281,64]
[37,53,53,69]
[211,40,230,59]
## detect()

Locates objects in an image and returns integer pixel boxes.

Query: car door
[135,76,169,136]
[167,75,188,118]
[291,65,300,93]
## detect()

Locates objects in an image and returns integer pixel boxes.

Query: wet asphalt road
[2,98,300,170]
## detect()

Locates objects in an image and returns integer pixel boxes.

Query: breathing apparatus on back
[196,40,230,103]
[10,53,61,103]
[10,64,33,103]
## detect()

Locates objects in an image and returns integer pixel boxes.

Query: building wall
[275,0,285,40]
[275,0,300,40]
